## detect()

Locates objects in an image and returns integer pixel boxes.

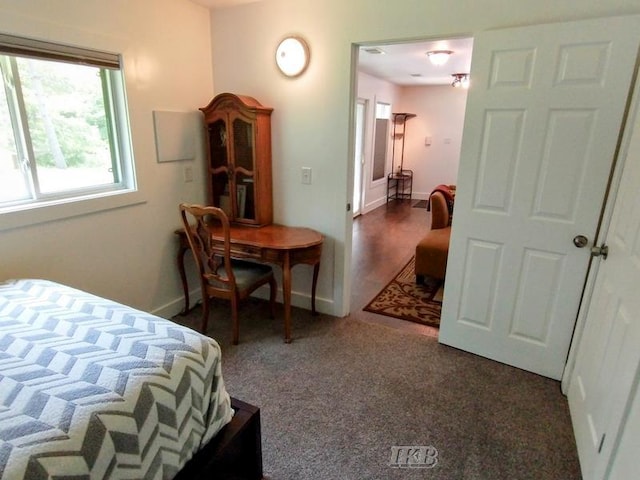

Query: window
[0,34,135,212]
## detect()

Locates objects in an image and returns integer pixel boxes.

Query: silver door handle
[591,244,609,260]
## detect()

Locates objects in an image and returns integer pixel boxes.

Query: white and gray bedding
[0,279,233,479]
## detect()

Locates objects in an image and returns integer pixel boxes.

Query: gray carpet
[174,299,582,480]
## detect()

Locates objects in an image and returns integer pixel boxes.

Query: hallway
[350,200,440,338]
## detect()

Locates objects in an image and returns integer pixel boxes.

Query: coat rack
[387,112,416,203]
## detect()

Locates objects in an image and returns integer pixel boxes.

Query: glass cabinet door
[201,92,272,226]
[208,118,231,216]
[232,117,256,221]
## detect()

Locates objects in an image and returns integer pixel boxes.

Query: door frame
[345,35,472,312]
[353,98,367,217]
[561,58,640,392]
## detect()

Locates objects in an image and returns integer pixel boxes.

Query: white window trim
[0,189,146,232]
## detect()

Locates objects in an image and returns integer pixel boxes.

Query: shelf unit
[386,112,416,203]
[387,170,413,202]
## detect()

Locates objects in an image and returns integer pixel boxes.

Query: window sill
[0,189,147,232]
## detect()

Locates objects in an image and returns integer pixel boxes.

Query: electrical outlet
[301,167,312,185]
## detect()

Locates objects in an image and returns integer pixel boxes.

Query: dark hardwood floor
[350,199,440,338]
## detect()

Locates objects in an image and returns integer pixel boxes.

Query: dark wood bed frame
[174,397,263,480]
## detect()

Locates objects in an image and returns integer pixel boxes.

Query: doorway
[350,36,472,330]
[349,17,639,382]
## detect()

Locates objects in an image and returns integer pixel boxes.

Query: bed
[0,279,260,479]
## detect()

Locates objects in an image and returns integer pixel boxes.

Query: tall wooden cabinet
[200,93,273,226]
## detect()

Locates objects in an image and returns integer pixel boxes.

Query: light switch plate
[301,167,312,184]
[183,165,194,183]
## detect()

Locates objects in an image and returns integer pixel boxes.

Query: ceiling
[189,0,263,9]
[358,37,474,86]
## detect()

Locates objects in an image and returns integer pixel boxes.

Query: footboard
[174,397,263,480]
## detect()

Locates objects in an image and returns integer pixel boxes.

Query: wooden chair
[179,203,277,344]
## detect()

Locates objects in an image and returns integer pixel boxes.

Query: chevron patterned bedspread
[0,279,233,480]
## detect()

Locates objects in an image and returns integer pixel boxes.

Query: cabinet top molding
[200,92,274,117]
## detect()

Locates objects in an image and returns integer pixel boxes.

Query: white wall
[0,0,213,316]
[209,0,640,316]
[398,86,467,199]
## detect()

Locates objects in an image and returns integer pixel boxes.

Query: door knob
[573,235,589,248]
[591,244,609,260]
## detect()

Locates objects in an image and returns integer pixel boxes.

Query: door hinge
[346,203,351,212]
[591,243,609,260]
[597,433,606,453]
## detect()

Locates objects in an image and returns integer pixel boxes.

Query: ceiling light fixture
[451,73,470,89]
[426,50,453,66]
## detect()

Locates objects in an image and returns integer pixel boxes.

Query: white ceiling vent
[363,47,385,55]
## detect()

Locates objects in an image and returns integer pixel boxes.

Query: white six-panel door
[568,104,640,480]
[439,16,640,379]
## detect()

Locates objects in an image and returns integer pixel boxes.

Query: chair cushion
[229,259,274,289]
[208,259,273,290]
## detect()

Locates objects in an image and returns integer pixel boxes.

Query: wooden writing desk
[176,224,323,343]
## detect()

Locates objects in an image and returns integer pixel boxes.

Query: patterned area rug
[363,256,443,327]
[412,199,428,208]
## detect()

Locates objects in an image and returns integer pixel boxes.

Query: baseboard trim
[152,287,335,320]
